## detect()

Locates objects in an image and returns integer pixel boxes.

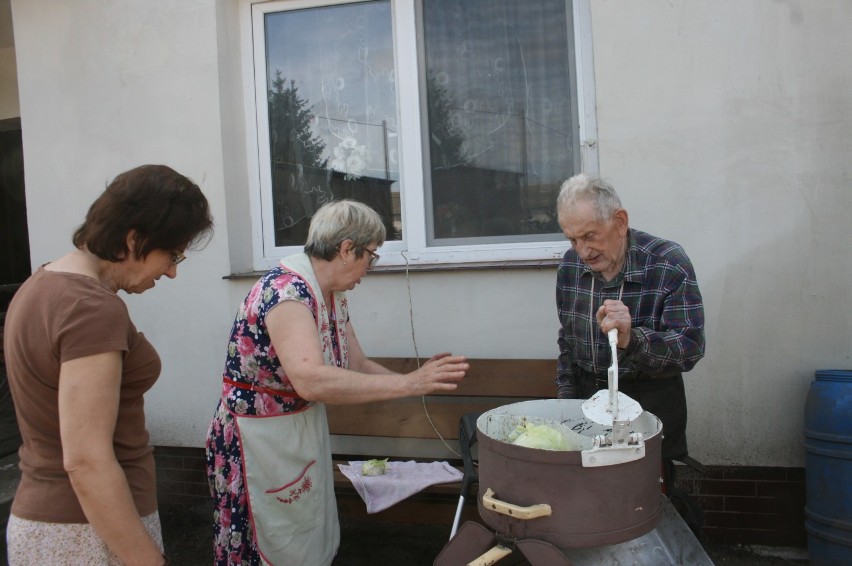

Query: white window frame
[240,0,598,271]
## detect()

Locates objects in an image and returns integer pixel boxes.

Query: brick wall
[154,446,211,507]
[673,464,806,547]
[157,445,807,548]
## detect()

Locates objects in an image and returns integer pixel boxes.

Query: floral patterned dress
[205,266,346,565]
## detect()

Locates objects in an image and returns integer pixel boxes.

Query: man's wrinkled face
[558,199,628,281]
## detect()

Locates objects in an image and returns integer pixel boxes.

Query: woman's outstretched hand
[407,353,468,396]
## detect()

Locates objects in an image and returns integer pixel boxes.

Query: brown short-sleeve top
[3,267,161,522]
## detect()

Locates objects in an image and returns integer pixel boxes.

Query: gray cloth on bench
[338,460,463,514]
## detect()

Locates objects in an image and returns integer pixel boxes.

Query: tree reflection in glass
[264,1,399,246]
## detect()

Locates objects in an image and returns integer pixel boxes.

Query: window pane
[264,1,400,247]
[422,0,579,244]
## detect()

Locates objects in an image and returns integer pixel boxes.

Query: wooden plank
[454,358,556,398]
[371,357,557,398]
[327,358,557,438]
[327,397,518,439]
[335,491,481,526]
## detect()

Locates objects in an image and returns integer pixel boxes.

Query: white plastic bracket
[581,429,646,467]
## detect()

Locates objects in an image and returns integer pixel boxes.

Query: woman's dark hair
[72,164,214,261]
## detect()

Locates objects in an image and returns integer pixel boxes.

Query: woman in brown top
[3,165,213,565]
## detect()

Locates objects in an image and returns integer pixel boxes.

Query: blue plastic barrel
[804,369,852,565]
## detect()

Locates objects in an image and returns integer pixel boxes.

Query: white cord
[400,250,420,362]
[400,250,461,458]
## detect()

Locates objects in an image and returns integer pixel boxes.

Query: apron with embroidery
[232,253,347,566]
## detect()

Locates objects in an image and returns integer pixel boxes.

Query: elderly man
[555,173,705,481]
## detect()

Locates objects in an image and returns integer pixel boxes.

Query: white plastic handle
[607,328,618,347]
[607,329,619,417]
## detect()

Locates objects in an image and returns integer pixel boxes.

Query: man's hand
[596,299,632,349]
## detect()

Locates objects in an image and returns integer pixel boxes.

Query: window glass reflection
[264,1,400,246]
[423,0,579,244]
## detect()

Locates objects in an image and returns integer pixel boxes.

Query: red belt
[223,377,299,399]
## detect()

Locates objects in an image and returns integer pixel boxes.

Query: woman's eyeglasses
[170,251,187,266]
[336,243,380,268]
[366,249,380,268]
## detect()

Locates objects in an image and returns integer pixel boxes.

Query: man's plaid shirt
[556,228,705,398]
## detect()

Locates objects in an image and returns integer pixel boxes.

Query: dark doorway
[0,116,28,458]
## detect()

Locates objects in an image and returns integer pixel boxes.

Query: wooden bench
[327,357,556,527]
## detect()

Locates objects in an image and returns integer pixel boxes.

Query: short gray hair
[556,173,623,222]
[304,199,386,260]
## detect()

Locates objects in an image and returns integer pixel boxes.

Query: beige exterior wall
[588,0,852,465]
[9,0,852,467]
[0,0,18,119]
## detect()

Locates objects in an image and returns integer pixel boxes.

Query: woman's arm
[58,352,165,566]
[268,301,467,404]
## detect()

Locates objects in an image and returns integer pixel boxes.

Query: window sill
[223,258,561,280]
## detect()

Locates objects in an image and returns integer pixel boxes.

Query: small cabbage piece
[361,458,389,476]
[508,422,570,451]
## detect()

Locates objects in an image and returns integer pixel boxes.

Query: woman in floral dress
[205,200,468,565]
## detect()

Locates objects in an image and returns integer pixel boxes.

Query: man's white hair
[556,173,623,222]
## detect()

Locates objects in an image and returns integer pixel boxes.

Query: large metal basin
[476,399,663,548]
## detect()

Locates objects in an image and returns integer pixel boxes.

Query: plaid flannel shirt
[556,228,705,398]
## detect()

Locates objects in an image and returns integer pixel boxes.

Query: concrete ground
[159,497,811,566]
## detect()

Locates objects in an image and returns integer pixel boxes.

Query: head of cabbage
[507,422,571,451]
[361,458,388,476]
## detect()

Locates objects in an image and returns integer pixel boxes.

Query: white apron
[233,253,347,566]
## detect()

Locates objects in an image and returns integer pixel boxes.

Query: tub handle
[481,488,552,520]
[467,544,513,566]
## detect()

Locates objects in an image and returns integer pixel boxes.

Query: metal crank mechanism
[581,329,646,467]
[581,425,645,467]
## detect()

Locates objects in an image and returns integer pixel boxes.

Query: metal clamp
[581,426,645,467]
